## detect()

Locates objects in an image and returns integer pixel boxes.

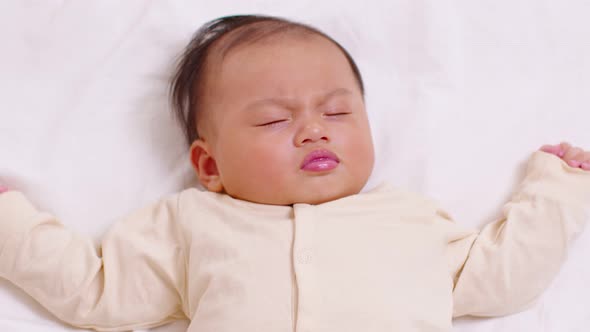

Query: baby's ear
[189,140,224,192]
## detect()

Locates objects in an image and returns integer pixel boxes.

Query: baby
[1,14,590,332]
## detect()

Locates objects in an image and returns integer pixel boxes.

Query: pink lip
[300,149,340,172]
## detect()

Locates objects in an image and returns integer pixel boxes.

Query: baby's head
[171,15,375,205]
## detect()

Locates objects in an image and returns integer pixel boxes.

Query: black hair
[170,14,365,146]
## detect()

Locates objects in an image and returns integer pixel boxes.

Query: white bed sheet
[1,1,589,331]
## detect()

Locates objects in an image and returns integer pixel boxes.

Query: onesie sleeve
[445,151,590,318]
[0,191,188,331]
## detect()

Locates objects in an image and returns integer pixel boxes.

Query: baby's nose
[295,121,329,146]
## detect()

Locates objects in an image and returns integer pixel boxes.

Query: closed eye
[325,112,352,117]
[256,119,289,127]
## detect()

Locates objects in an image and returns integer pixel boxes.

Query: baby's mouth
[300,149,340,172]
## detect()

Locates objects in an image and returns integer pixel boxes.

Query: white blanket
[1,1,589,331]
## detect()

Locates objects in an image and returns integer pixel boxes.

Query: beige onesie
[0,151,589,332]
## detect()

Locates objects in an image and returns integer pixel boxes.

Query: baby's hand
[540,142,590,171]
[0,185,9,194]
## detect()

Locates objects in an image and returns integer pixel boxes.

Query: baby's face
[191,34,374,205]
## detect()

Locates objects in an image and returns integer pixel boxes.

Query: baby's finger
[581,152,590,170]
[559,142,572,155]
[563,146,583,163]
[540,144,562,156]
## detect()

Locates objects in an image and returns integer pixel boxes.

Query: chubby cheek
[222,135,294,192]
[253,139,294,176]
[337,119,373,165]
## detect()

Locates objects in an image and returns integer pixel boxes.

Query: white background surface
[1,1,589,331]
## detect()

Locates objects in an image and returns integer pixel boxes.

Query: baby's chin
[288,189,359,205]
[227,182,366,206]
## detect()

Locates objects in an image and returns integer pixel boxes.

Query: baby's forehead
[211,36,354,94]
[202,28,343,98]
[206,25,323,69]
[204,31,336,81]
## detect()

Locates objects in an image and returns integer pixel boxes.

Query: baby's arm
[445,143,590,318]
[0,190,187,331]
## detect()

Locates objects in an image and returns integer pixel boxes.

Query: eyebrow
[245,88,352,110]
